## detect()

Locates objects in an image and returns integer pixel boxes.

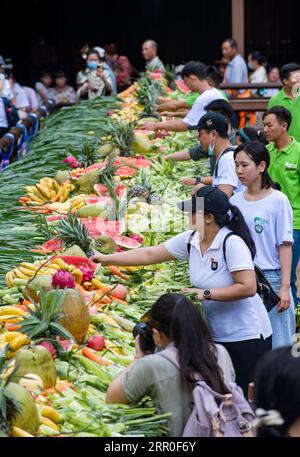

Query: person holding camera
[76,48,112,99]
[92,186,272,395]
[106,293,236,437]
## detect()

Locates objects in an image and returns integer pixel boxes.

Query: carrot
[107,265,129,280]
[108,296,128,306]
[82,347,110,366]
[4,323,21,331]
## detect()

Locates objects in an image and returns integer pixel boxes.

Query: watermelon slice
[40,238,62,253]
[94,184,108,196]
[110,234,142,249]
[85,196,113,206]
[115,166,136,178]
[79,218,125,237]
[176,80,190,94]
[53,256,98,273]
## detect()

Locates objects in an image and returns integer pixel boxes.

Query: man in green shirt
[268,63,300,142]
[264,106,300,305]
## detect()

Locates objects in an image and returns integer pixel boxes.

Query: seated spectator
[48,71,77,107]
[23,87,39,111]
[104,43,133,93]
[93,47,117,95]
[77,49,112,99]
[35,72,53,104]
[264,66,281,98]
[0,96,19,138]
[5,71,30,119]
[0,57,14,102]
[236,126,267,145]
[254,347,300,437]
[248,51,268,85]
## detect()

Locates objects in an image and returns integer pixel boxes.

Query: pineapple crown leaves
[18,289,75,342]
[54,211,94,258]
[0,362,21,428]
[78,137,100,168]
[98,155,119,184]
[106,119,136,156]
[101,175,128,221]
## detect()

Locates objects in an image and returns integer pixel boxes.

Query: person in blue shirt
[222,38,248,95]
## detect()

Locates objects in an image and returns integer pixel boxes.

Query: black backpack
[1,97,20,128]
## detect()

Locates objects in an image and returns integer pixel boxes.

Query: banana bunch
[21,178,75,205]
[49,258,83,284]
[38,405,62,433]
[5,262,59,288]
[70,195,86,212]
[0,332,31,359]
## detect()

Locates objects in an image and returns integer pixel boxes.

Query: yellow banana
[49,263,62,271]
[53,258,68,270]
[52,180,60,192]
[60,185,70,203]
[43,268,59,275]
[28,193,44,204]
[72,269,83,284]
[20,262,38,272]
[18,266,36,278]
[25,186,36,194]
[10,426,34,437]
[0,307,26,317]
[2,332,23,342]
[5,271,15,288]
[91,278,107,290]
[0,315,23,324]
[122,266,140,272]
[51,185,64,203]
[40,406,61,424]
[14,268,29,280]
[36,183,50,200]
[9,334,31,352]
[40,416,60,432]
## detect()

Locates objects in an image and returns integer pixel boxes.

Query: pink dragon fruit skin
[52,270,76,289]
[78,265,94,283]
[39,341,57,359]
[64,156,80,169]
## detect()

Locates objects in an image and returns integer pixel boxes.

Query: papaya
[132,135,152,155]
[7,382,40,434]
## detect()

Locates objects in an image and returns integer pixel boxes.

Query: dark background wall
[0,0,231,85]
[0,0,298,86]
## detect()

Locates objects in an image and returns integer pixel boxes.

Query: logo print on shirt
[255,224,264,234]
[211,258,218,271]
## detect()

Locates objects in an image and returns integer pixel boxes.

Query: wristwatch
[196,176,202,184]
[203,289,212,300]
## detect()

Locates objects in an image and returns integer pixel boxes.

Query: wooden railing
[219,83,283,112]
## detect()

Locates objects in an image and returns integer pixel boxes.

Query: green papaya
[6,383,40,434]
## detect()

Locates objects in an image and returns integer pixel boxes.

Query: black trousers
[220,335,272,396]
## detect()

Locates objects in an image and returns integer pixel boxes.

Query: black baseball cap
[177,186,230,215]
[189,111,228,134]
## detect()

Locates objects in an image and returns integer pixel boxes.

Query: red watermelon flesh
[115,166,136,177]
[110,235,142,249]
[47,216,61,222]
[80,218,125,237]
[94,184,108,196]
[85,196,113,206]
[176,80,190,94]
[40,238,62,253]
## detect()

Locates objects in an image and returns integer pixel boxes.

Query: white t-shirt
[183,88,225,126]
[230,190,294,270]
[213,149,245,194]
[0,97,8,128]
[164,227,272,343]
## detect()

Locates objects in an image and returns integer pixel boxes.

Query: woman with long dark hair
[106,293,237,437]
[231,141,295,348]
[92,186,272,394]
[253,347,300,437]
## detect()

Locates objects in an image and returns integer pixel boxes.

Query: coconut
[63,245,87,258]
[13,346,57,389]
[6,382,40,434]
[59,289,90,344]
[55,170,71,185]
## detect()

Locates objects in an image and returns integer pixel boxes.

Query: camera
[133,322,156,355]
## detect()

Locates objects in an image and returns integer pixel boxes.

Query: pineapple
[128,170,160,205]
[107,119,136,157]
[18,289,74,341]
[54,211,95,258]
[98,154,119,184]
[135,74,164,119]
[77,137,100,168]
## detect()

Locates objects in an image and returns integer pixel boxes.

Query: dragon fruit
[52,270,76,289]
[39,341,57,359]
[78,265,94,283]
[64,156,80,169]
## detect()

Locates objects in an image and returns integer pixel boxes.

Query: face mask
[248,62,254,71]
[208,142,215,157]
[87,61,98,71]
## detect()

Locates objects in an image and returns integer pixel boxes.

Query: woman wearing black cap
[91,186,272,394]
